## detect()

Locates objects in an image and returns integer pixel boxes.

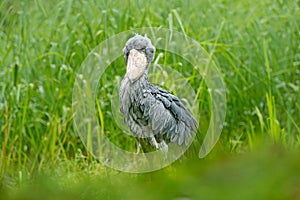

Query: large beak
[126,49,148,82]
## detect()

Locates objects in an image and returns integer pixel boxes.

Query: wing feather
[136,85,198,145]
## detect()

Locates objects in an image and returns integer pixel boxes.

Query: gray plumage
[120,35,198,153]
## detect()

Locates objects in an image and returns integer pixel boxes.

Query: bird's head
[123,34,156,82]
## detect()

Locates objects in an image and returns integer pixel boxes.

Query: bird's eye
[146,48,154,54]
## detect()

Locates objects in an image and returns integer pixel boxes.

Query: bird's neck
[120,72,150,115]
[134,72,150,89]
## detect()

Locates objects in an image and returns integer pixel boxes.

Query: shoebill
[120,34,197,153]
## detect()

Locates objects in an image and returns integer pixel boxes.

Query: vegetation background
[0,0,299,199]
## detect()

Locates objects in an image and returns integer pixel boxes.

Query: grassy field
[0,0,300,199]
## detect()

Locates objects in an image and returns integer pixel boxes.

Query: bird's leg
[150,136,168,160]
[149,135,159,149]
[136,140,141,154]
[157,140,168,154]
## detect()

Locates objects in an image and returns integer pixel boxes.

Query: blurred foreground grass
[0,0,299,199]
[1,144,300,200]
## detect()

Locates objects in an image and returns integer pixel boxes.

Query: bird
[119,34,198,154]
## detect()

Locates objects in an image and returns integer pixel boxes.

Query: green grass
[0,0,299,199]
